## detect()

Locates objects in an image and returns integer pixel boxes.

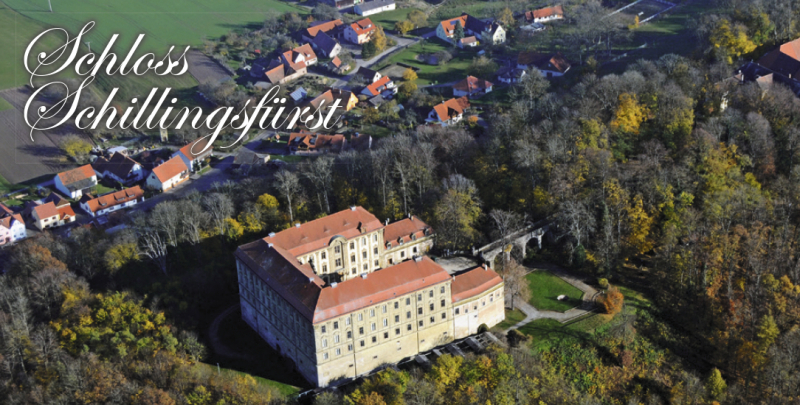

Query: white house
[92,152,146,185]
[453,76,493,97]
[523,5,564,23]
[427,96,470,126]
[146,156,190,192]
[361,75,397,97]
[344,18,377,44]
[436,14,505,45]
[172,138,213,172]
[0,204,26,245]
[79,186,145,217]
[354,0,396,17]
[54,164,98,199]
[32,201,76,230]
[517,51,571,78]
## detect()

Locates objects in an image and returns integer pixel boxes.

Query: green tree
[453,20,465,45]
[408,10,427,28]
[402,68,417,82]
[60,134,93,160]
[395,20,414,35]
[104,242,138,273]
[709,18,757,63]
[224,218,245,240]
[611,93,648,136]
[467,56,499,79]
[398,82,418,99]
[705,368,727,401]
[756,315,780,354]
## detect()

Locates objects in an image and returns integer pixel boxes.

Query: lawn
[269,154,304,163]
[525,270,584,312]
[517,312,615,350]
[362,8,423,31]
[89,183,118,196]
[493,308,526,330]
[376,40,477,85]
[0,173,23,195]
[195,362,300,398]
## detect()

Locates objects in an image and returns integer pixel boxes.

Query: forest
[2,0,800,404]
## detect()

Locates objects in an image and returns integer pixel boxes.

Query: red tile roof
[451,265,503,302]
[518,51,571,73]
[432,96,470,121]
[383,216,432,245]
[151,156,189,183]
[57,164,95,186]
[57,205,75,220]
[179,137,213,159]
[282,43,317,72]
[453,76,493,92]
[265,206,383,257]
[265,64,285,84]
[439,15,468,36]
[331,56,343,67]
[0,212,23,231]
[305,19,344,38]
[0,203,13,217]
[34,201,59,219]
[349,18,377,36]
[81,186,144,214]
[525,5,564,22]
[780,37,800,61]
[314,257,451,323]
[363,75,392,96]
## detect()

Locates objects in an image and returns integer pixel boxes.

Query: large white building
[235,207,504,387]
[354,0,396,17]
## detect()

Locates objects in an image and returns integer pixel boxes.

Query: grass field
[494,308,526,330]
[525,270,584,312]
[518,313,615,350]
[376,40,476,85]
[361,8,423,31]
[195,363,300,398]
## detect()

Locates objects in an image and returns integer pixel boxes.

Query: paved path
[207,303,249,360]
[508,265,600,331]
[330,34,420,88]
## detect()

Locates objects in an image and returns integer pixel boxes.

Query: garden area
[494,308,526,330]
[525,270,584,312]
[375,39,478,85]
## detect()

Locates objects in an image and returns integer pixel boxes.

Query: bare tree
[202,193,234,236]
[559,199,597,251]
[150,201,181,247]
[139,229,169,275]
[371,148,394,211]
[490,209,526,250]
[274,169,302,223]
[302,156,334,213]
[180,200,208,245]
[500,259,530,311]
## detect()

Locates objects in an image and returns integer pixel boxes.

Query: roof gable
[451,265,503,302]
[151,156,189,183]
[57,164,95,186]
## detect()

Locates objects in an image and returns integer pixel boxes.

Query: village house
[328,56,350,74]
[233,149,271,175]
[172,138,213,172]
[309,88,359,112]
[452,76,493,97]
[356,67,382,84]
[361,75,396,98]
[497,67,527,84]
[354,0,395,17]
[287,132,346,154]
[302,19,345,43]
[235,206,504,387]
[312,32,342,58]
[146,156,190,192]
[261,43,318,85]
[517,51,571,78]
[32,201,76,230]
[344,18,377,44]
[458,36,479,48]
[53,164,98,199]
[290,87,309,103]
[320,0,359,10]
[92,152,146,186]
[427,96,470,126]
[436,13,506,45]
[79,186,145,218]
[523,5,564,23]
[734,37,800,98]
[0,204,26,245]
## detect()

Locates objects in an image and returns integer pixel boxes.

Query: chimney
[331,282,338,288]
[295,223,301,228]
[361,273,368,279]
[268,243,274,248]
[268,232,276,238]
[407,213,411,219]
[385,218,390,225]
[350,206,357,211]
[414,256,423,262]
[483,263,487,270]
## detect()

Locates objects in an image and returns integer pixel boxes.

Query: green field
[376,40,476,85]
[517,313,614,350]
[195,363,300,398]
[494,308,526,330]
[0,0,308,91]
[525,270,584,312]
[362,8,423,31]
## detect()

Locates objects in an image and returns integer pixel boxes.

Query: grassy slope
[377,39,478,85]
[195,363,300,398]
[361,8,423,31]
[525,270,584,312]
[493,308,526,330]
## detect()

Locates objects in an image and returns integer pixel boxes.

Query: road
[329,33,423,89]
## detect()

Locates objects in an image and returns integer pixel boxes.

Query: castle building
[235,207,504,387]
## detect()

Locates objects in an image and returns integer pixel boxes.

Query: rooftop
[151,156,189,183]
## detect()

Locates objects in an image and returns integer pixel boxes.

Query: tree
[489,209,524,262]
[708,18,756,63]
[303,157,335,213]
[602,285,624,314]
[467,56,499,79]
[202,193,234,236]
[610,93,648,136]
[104,242,137,273]
[408,10,427,28]
[274,169,302,222]
[224,218,245,240]
[624,194,655,255]
[497,7,515,29]
[705,368,727,401]
[434,175,482,251]
[395,20,414,35]
[312,4,340,21]
[511,69,549,103]
[453,20,465,45]
[500,259,530,310]
[60,134,92,161]
[402,68,418,82]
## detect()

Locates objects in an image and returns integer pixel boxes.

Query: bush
[598,278,609,289]
[507,329,530,347]
[478,323,489,333]
[601,286,624,315]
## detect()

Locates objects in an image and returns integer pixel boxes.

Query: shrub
[598,278,609,289]
[601,286,624,315]
[507,329,530,347]
[478,323,489,333]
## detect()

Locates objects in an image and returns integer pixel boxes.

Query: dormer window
[411,234,417,241]
[386,242,392,249]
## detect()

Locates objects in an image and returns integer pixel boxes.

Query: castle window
[323,352,328,360]
[441,286,445,294]
[335,246,341,253]
[455,308,460,315]
[346,317,351,326]
[362,251,367,259]
[371,323,376,331]
[406,298,411,306]
[362,237,366,245]
[406,311,411,319]
[382,305,387,313]
[400,251,405,258]
[417,293,422,301]
[347,331,352,339]
[394,302,399,309]
[372,336,377,343]
[418,320,424,327]
[441,299,445,308]
[370,309,375,317]
[334,335,340,343]
[333,321,338,329]
[335,348,341,356]
[395,328,400,335]
[441,312,446,320]
[358,313,363,321]
[490,295,494,302]
[348,344,353,351]
[383,319,388,327]
[407,324,412,331]
[363,264,368,270]
[482,300,486,307]
[373,234,377,242]
[360,340,365,347]
[321,252,326,259]
[429,303,434,311]
[413,247,418,253]
[321,326,326,333]
[373,247,378,255]
[430,316,435,324]
[375,260,379,267]
[350,242,355,249]
[322,265,327,273]
[352,268,356,275]
[429,290,434,298]
[335,259,342,267]
[395,315,399,323]
[323,339,328,347]
[359,327,364,335]
[418,307,423,315]
[351,255,356,262]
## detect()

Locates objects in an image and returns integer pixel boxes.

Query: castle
[235,206,504,387]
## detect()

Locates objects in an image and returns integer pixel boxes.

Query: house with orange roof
[436,13,506,45]
[523,5,564,23]
[302,19,345,43]
[287,132,346,154]
[327,56,350,74]
[234,206,504,387]
[344,18,377,44]
[309,88,359,112]
[452,75,493,97]
[426,96,470,126]
[92,152,146,185]
[79,186,145,217]
[382,215,434,266]
[360,75,396,97]
[0,203,26,245]
[172,137,213,172]
[53,164,98,199]
[32,201,76,230]
[146,156,190,192]
[735,37,800,98]
[517,51,571,78]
